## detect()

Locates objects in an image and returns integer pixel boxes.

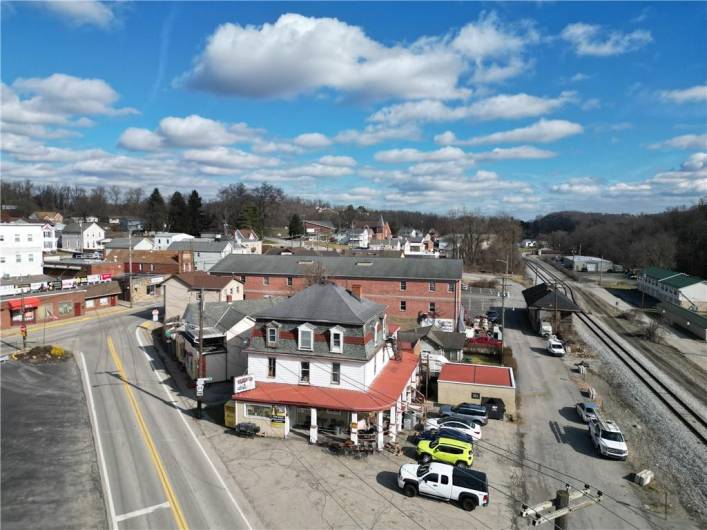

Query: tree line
[523,199,707,277]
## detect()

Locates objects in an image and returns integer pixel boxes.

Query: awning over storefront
[232,350,419,412]
[7,297,41,310]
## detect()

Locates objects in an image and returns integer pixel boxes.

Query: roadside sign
[233,375,255,394]
[196,384,204,397]
[198,377,213,383]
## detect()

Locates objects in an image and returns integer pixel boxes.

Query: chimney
[351,284,362,300]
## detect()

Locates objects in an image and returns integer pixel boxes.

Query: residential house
[344,228,370,249]
[29,211,64,225]
[397,228,423,239]
[153,232,194,251]
[41,223,58,253]
[227,282,420,447]
[103,237,155,253]
[234,229,262,254]
[118,217,145,232]
[520,239,537,248]
[368,238,403,251]
[403,235,438,258]
[265,247,339,257]
[176,297,284,382]
[397,325,466,369]
[0,221,44,278]
[210,254,463,321]
[61,222,105,252]
[638,267,707,311]
[168,240,236,271]
[163,271,243,323]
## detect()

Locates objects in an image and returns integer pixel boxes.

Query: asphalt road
[501,279,660,529]
[6,307,260,530]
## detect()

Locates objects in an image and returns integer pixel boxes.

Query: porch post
[309,408,318,444]
[377,411,384,450]
[350,412,358,444]
[396,398,403,432]
[389,405,397,443]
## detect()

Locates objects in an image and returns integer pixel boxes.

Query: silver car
[439,404,489,426]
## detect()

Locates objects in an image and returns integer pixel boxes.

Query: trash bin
[481,398,506,420]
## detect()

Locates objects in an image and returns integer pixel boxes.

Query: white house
[41,223,58,253]
[0,221,44,278]
[234,229,262,254]
[167,240,235,271]
[103,237,154,253]
[344,228,370,249]
[638,267,707,311]
[403,235,438,257]
[61,222,105,252]
[162,271,243,323]
[228,282,420,448]
[154,232,194,251]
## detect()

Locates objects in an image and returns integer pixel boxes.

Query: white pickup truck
[397,462,489,511]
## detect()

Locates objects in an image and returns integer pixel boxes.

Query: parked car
[540,321,553,337]
[486,310,499,323]
[397,462,489,511]
[481,397,506,420]
[415,427,476,446]
[589,417,628,460]
[424,417,482,440]
[439,403,489,426]
[547,337,566,356]
[576,402,600,423]
[465,335,502,349]
[417,437,474,467]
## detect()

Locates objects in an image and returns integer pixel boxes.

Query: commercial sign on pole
[233,375,255,394]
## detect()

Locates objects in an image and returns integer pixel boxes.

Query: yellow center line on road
[107,336,189,530]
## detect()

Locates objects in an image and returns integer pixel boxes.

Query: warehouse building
[638,267,707,311]
[437,363,516,418]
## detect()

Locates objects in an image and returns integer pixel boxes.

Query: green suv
[417,437,474,467]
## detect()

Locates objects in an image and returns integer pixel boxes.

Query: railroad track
[525,258,707,445]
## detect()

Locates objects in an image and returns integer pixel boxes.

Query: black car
[415,427,476,445]
[486,311,499,323]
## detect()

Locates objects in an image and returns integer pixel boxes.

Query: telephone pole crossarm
[521,486,601,528]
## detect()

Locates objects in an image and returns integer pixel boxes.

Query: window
[400,300,407,311]
[330,327,343,353]
[429,302,436,313]
[400,281,406,291]
[300,362,310,383]
[429,281,436,292]
[246,403,272,418]
[27,234,33,242]
[298,324,314,351]
[15,254,21,263]
[441,475,449,485]
[448,282,455,293]
[28,253,34,263]
[58,302,73,315]
[150,264,154,272]
[0,257,4,264]
[267,326,278,346]
[14,234,20,242]
[44,231,51,238]
[332,363,340,385]
[240,275,246,283]
[287,276,293,286]
[263,276,270,286]
[425,473,439,483]
[268,357,276,378]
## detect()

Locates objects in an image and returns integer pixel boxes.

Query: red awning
[7,297,41,310]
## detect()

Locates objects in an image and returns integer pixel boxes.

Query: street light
[496,257,509,351]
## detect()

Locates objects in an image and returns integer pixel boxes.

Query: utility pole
[599,255,603,287]
[521,485,603,527]
[128,229,133,308]
[496,257,509,350]
[197,287,205,419]
[554,281,559,336]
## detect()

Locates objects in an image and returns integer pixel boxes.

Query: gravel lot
[198,412,522,529]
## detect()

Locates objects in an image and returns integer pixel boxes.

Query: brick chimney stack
[351,284,362,300]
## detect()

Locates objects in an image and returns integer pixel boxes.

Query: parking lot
[199,410,521,529]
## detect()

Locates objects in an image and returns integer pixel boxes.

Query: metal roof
[642,267,703,289]
[210,254,462,281]
[168,240,231,252]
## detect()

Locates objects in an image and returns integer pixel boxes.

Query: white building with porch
[227,282,420,449]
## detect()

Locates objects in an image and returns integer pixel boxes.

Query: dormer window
[298,323,314,351]
[330,326,344,353]
[266,321,280,347]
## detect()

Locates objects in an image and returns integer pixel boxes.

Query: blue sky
[2,1,706,219]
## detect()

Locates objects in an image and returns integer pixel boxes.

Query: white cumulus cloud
[659,85,707,104]
[293,132,333,148]
[38,1,116,29]
[319,155,357,167]
[437,119,583,146]
[561,23,652,56]
[650,134,707,150]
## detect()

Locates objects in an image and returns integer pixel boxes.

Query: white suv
[589,417,628,460]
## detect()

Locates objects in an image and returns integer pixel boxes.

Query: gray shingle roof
[522,283,581,312]
[168,240,231,252]
[254,282,385,325]
[211,254,462,281]
[397,325,465,350]
[183,297,286,335]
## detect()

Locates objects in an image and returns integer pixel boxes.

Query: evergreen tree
[288,213,304,237]
[186,190,203,236]
[144,188,167,232]
[167,191,188,232]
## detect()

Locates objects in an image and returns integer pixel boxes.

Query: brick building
[210,255,462,323]
[105,249,193,275]
[43,258,124,279]
[1,289,85,329]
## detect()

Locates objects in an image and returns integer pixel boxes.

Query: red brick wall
[233,274,461,320]
[126,262,181,274]
[0,290,86,329]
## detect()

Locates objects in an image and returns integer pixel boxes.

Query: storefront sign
[233,375,255,394]
[101,273,112,281]
[149,276,164,284]
[62,279,75,289]
[87,274,100,284]
[271,404,286,424]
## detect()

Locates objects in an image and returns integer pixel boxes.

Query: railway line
[525,257,707,445]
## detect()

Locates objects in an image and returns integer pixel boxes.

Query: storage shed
[437,363,516,418]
